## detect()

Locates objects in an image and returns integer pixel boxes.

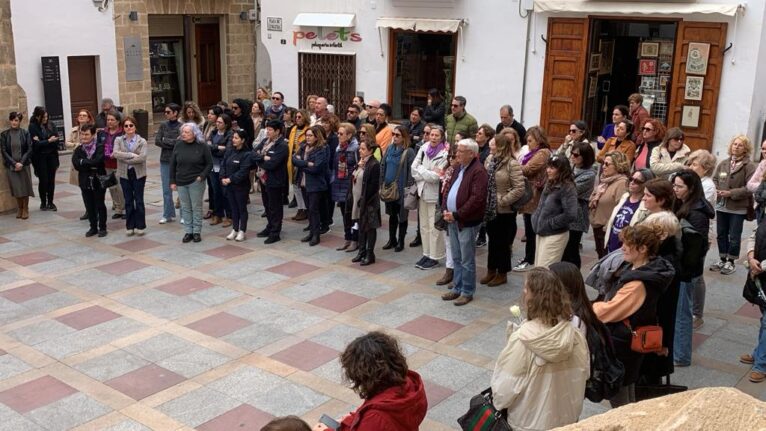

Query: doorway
[67,56,98,122]
[195,23,222,108]
[389,31,457,120]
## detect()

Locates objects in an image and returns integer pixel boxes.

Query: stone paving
[0,147,765,430]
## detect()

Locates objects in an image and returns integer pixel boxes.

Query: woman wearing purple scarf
[411,125,450,270]
[72,124,108,237]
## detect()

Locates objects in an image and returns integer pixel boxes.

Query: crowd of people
[4,88,766,426]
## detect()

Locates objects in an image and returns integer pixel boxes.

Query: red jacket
[340,370,428,431]
[442,156,488,228]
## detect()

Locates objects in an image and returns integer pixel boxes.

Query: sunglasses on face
[570,152,581,158]
[124,124,135,128]
[630,177,644,184]
[392,133,402,137]
[642,127,654,132]
[451,104,460,108]
[271,97,281,100]
[569,129,580,134]
[603,162,613,167]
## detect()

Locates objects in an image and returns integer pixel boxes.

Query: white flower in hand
[510,305,521,318]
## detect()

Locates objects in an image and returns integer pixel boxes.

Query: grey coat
[570,166,597,232]
[531,181,578,236]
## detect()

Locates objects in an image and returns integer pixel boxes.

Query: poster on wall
[684,76,704,101]
[589,54,601,72]
[640,42,659,57]
[682,105,701,128]
[599,40,614,75]
[660,42,674,56]
[641,76,656,89]
[41,57,65,143]
[639,59,657,75]
[686,43,710,75]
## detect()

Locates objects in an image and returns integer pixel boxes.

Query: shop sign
[292,27,362,50]
[267,17,283,32]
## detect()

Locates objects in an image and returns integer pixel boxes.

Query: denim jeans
[159,162,175,219]
[209,170,230,218]
[753,306,766,373]
[692,275,706,317]
[716,211,746,259]
[448,223,479,297]
[177,180,205,234]
[120,170,146,230]
[674,279,695,365]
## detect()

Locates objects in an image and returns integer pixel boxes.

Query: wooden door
[539,18,589,148]
[195,23,221,108]
[667,21,727,152]
[67,56,98,122]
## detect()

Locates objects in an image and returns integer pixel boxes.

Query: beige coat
[66,127,81,185]
[411,144,449,203]
[487,154,526,214]
[589,176,628,227]
[491,319,589,431]
[520,148,551,214]
[112,135,148,179]
[650,143,691,178]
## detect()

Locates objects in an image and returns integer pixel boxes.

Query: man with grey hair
[496,104,526,141]
[441,138,488,306]
[95,98,121,129]
[311,97,329,125]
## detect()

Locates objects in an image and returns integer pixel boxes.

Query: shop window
[389,31,457,120]
[298,53,356,115]
[150,39,185,113]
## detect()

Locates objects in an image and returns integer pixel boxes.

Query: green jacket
[446,111,478,144]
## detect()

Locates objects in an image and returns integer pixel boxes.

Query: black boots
[382,222,397,250]
[395,222,407,252]
[361,251,375,266]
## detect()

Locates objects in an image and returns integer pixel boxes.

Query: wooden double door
[540,18,727,152]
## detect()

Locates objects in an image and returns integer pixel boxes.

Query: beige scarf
[589,174,626,209]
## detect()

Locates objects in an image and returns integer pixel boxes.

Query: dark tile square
[105,364,185,400]
[270,340,339,371]
[0,375,77,413]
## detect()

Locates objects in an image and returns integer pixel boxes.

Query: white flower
[510,305,521,318]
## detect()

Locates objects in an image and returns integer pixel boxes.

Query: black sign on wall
[41,56,66,142]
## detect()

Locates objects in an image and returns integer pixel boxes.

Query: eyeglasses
[271,97,281,101]
[451,104,460,108]
[124,124,135,128]
[359,131,367,135]
[672,137,685,142]
[392,133,402,137]
[630,177,645,184]
[672,183,686,189]
[570,152,581,158]
[569,129,579,134]
[642,127,654,132]
[603,162,613,167]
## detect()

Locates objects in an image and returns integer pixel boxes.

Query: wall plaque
[124,36,143,81]
[41,57,66,140]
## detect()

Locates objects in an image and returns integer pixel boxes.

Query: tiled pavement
[0,148,765,431]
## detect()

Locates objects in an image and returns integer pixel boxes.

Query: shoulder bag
[380,148,407,203]
[510,177,532,212]
[98,171,117,189]
[743,273,766,308]
[403,151,425,210]
[623,319,664,354]
[457,387,511,431]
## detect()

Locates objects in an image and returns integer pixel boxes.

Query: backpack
[584,324,625,402]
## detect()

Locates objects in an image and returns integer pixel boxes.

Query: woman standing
[292,125,329,246]
[221,130,253,242]
[72,124,107,237]
[633,118,665,171]
[288,109,310,221]
[380,126,416,252]
[251,101,266,143]
[597,120,636,164]
[170,123,213,243]
[359,123,381,161]
[28,106,60,211]
[482,131,525,285]
[424,88,446,129]
[203,105,222,220]
[742,217,766,383]
[66,109,96,220]
[374,104,394,152]
[672,170,715,367]
[1,112,34,219]
[207,113,232,226]
[711,135,756,275]
[349,140,381,266]
[320,114,340,232]
[531,155,578,268]
[604,168,655,254]
[181,101,205,129]
[589,152,630,258]
[412,126,449,270]
[155,103,182,224]
[256,87,271,110]
[333,123,360,250]
[593,224,675,407]
[562,141,597,268]
[650,127,691,178]
[253,120,289,244]
[112,116,148,236]
[514,126,552,271]
[596,105,629,150]
[557,120,589,160]
[230,99,254,148]
[101,111,125,219]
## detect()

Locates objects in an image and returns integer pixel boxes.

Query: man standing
[311,97,329,126]
[495,105,526,142]
[404,107,426,146]
[252,120,288,244]
[266,91,286,118]
[445,96,478,144]
[441,139,488,306]
[365,99,381,125]
[95,98,121,129]
[346,104,363,130]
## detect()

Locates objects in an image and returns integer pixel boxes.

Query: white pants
[419,200,445,260]
[535,231,569,269]
[444,230,453,269]
[294,185,306,210]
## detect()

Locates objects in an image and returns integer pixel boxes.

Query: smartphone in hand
[319,414,340,430]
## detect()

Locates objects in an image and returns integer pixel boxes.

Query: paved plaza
[0,145,765,430]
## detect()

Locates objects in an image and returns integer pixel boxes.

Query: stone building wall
[0,0,28,213]
[113,0,256,127]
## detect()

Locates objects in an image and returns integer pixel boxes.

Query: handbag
[510,177,533,212]
[623,319,664,354]
[97,171,117,189]
[457,387,511,431]
[403,152,425,210]
[746,195,756,221]
[743,274,766,308]
[380,148,407,203]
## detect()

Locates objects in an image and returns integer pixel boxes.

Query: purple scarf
[82,138,97,158]
[521,148,539,165]
[426,141,446,159]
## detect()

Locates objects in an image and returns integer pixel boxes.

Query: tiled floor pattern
[0,148,765,430]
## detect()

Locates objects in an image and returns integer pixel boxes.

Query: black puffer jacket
[679,198,715,281]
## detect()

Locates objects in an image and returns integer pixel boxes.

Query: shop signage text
[293,27,362,50]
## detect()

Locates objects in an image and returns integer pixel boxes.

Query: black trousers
[226,185,249,232]
[562,230,584,268]
[34,154,59,205]
[523,213,536,264]
[308,191,323,235]
[487,213,516,273]
[338,201,357,241]
[82,186,107,231]
[593,226,607,259]
[320,191,332,229]
[358,228,377,254]
[264,186,283,236]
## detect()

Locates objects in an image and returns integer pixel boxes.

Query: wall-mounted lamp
[129,11,138,21]
[239,11,249,21]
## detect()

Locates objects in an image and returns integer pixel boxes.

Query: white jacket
[491,319,589,431]
[411,144,449,203]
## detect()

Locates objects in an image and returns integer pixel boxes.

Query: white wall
[11,0,120,133]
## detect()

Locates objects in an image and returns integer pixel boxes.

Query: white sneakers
[226,230,246,242]
[126,229,135,236]
[135,229,145,236]
[226,229,237,240]
[235,231,246,242]
[159,217,175,224]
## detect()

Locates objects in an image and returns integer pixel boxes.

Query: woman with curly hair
[589,151,630,258]
[315,331,426,430]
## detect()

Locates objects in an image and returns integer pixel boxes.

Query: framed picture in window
[640,42,659,58]
[588,77,598,98]
[639,59,657,76]
[599,40,614,75]
[686,42,710,75]
[681,105,701,128]
[684,76,704,101]
[589,54,601,72]
[660,42,674,56]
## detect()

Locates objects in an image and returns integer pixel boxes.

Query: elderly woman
[604,168,655,254]
[111,116,148,236]
[333,122,361,250]
[650,127,691,178]
[207,113,232,227]
[292,125,328,246]
[514,126,552,271]
[101,110,126,219]
[562,141,596,268]
[66,109,96,220]
[314,332,426,430]
[596,105,629,150]
[28,106,61,211]
[711,135,756,275]
[557,120,589,160]
[1,112,34,219]
[633,118,665,171]
[491,268,589,429]
[349,140,382,266]
[412,125,449,270]
[589,151,630,258]
[72,124,107,237]
[532,154,578,268]
[170,123,213,243]
[380,125,416,252]
[597,119,636,165]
